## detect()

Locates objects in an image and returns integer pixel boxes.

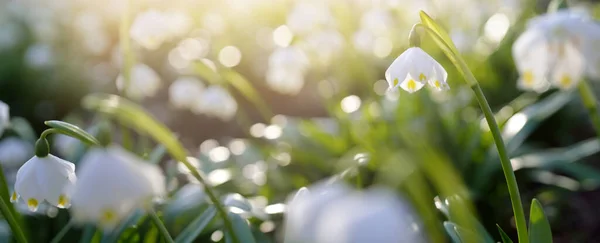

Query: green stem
[0,196,27,243]
[577,80,600,140]
[50,220,74,243]
[148,209,174,243]
[472,84,528,243]
[119,0,134,94]
[417,24,529,243]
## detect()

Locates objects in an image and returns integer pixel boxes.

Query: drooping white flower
[266,47,310,95]
[313,188,426,243]
[168,77,205,110]
[13,154,76,211]
[193,86,238,121]
[130,10,169,50]
[512,10,600,91]
[70,145,165,229]
[0,101,8,137]
[116,63,161,100]
[385,47,449,93]
[284,181,351,243]
[0,138,33,168]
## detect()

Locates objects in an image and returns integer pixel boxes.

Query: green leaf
[435,197,495,243]
[148,144,167,165]
[44,120,101,146]
[9,117,36,142]
[174,206,217,243]
[82,94,188,162]
[529,199,552,243]
[222,194,252,212]
[443,222,463,243]
[418,11,460,55]
[224,212,256,243]
[496,225,514,243]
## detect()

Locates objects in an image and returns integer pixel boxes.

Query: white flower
[314,188,426,243]
[193,86,238,121]
[70,145,165,229]
[13,154,76,212]
[116,63,161,100]
[512,10,600,91]
[0,101,8,137]
[168,77,205,109]
[286,1,333,35]
[0,138,33,168]
[266,47,309,95]
[284,181,351,243]
[130,10,169,50]
[385,47,449,93]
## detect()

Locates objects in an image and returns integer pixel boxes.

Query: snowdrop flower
[314,188,426,243]
[284,181,351,243]
[193,86,238,121]
[266,47,310,95]
[0,101,8,137]
[385,47,449,93]
[70,145,165,229]
[513,10,600,91]
[130,10,169,50]
[168,77,205,109]
[0,138,33,168]
[13,154,76,211]
[116,63,161,100]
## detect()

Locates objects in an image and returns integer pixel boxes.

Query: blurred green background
[2,0,600,242]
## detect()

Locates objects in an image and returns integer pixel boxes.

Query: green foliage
[529,199,552,243]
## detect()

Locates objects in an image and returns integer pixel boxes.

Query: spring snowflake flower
[168,77,205,110]
[314,188,426,243]
[70,145,165,229]
[513,10,600,91]
[116,63,161,100]
[266,47,309,95]
[130,10,169,50]
[385,47,449,93]
[0,101,8,137]
[13,154,76,211]
[0,138,33,168]
[193,86,238,121]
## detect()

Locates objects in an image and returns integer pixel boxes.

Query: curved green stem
[0,196,27,243]
[149,209,174,243]
[577,80,600,141]
[418,24,529,243]
[50,220,74,243]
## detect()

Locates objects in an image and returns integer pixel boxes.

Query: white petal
[550,42,585,90]
[512,28,549,73]
[169,77,205,109]
[399,74,426,93]
[0,101,8,137]
[384,49,411,89]
[405,48,436,84]
[428,63,449,91]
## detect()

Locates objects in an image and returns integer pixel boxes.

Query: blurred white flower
[71,145,165,229]
[0,101,8,138]
[360,8,394,36]
[352,28,376,53]
[286,1,333,35]
[193,86,238,121]
[0,138,33,168]
[130,10,190,50]
[13,154,76,211]
[24,43,54,69]
[513,10,600,91]
[116,63,161,100]
[315,188,426,243]
[385,47,449,93]
[266,47,309,95]
[284,181,351,243]
[53,134,79,158]
[74,12,109,55]
[168,77,205,110]
[303,29,344,65]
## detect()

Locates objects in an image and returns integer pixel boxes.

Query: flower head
[70,145,165,229]
[116,63,161,100]
[168,77,205,110]
[385,47,448,93]
[13,154,76,211]
[192,86,237,121]
[513,10,600,91]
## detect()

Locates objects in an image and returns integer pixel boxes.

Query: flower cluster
[512,10,600,92]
